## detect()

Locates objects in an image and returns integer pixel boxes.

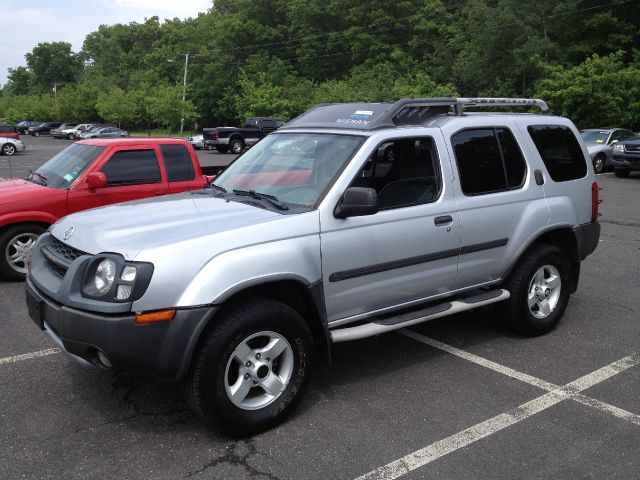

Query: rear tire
[614,168,630,178]
[1,143,16,156]
[500,244,571,336]
[230,138,244,154]
[33,131,40,137]
[186,298,314,437]
[68,133,76,140]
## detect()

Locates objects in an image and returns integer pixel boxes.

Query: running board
[330,289,510,343]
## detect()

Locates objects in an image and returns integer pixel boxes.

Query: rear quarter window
[527,125,587,182]
[160,144,196,182]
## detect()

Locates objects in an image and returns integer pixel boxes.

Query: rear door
[445,120,548,288]
[68,145,169,212]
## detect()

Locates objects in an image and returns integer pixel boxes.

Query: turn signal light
[135,309,176,324]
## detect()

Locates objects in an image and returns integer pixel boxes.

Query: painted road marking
[356,342,640,480]
[401,330,640,425]
[0,348,60,366]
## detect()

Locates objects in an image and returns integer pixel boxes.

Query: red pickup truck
[0,138,215,280]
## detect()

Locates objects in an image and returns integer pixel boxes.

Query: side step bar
[330,289,510,343]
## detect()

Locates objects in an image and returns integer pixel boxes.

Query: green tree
[25,42,83,92]
[534,52,640,130]
[96,87,139,127]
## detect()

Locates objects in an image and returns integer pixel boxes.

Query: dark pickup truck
[203,117,278,154]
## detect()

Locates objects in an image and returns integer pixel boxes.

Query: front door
[320,135,460,324]
[68,146,168,213]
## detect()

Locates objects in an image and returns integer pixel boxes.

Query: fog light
[97,350,112,368]
[116,285,133,300]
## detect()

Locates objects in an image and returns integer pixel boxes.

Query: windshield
[34,143,105,189]
[212,133,365,207]
[581,130,609,144]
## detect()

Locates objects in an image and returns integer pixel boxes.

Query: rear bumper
[574,221,600,260]
[26,278,217,381]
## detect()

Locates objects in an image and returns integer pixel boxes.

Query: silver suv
[26,98,601,435]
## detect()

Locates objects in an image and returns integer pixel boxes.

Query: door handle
[534,169,545,186]
[434,215,453,226]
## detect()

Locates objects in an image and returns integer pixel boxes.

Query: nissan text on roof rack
[25,97,600,436]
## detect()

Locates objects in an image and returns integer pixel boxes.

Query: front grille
[45,237,88,276]
[624,144,640,153]
[50,237,87,262]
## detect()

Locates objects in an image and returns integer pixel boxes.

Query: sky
[0,0,213,86]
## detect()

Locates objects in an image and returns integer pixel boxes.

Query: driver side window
[350,137,441,210]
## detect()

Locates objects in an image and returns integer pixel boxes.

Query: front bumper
[26,278,217,381]
[612,153,640,171]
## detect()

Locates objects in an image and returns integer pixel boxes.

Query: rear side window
[527,125,587,182]
[101,149,162,186]
[452,128,527,196]
[0,125,17,133]
[160,144,196,182]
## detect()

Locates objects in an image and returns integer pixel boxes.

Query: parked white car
[0,137,26,156]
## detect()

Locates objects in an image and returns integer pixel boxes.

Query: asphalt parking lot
[1,136,639,479]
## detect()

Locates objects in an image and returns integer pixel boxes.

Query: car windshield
[581,131,609,144]
[34,143,105,189]
[212,133,364,207]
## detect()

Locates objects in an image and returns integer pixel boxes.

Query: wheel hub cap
[224,331,294,410]
[6,233,38,274]
[527,265,561,319]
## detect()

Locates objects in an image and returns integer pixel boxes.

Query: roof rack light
[456,97,549,114]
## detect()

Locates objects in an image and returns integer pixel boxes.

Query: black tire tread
[501,243,571,336]
[186,298,313,436]
[0,223,46,280]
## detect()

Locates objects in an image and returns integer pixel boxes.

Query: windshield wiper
[208,183,227,194]
[232,189,289,211]
[26,170,48,186]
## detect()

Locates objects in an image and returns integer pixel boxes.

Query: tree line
[0,0,639,131]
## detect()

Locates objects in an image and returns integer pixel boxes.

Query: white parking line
[401,330,640,425]
[0,348,60,366]
[356,345,640,480]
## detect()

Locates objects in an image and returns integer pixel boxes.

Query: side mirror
[86,172,107,189]
[610,140,618,145]
[334,187,378,219]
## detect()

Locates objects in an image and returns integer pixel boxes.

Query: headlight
[82,255,153,302]
[94,258,116,295]
[613,144,624,152]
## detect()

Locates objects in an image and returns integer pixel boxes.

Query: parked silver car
[27,97,600,435]
[580,128,635,174]
[0,137,26,156]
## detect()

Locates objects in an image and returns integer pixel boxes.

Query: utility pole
[180,53,189,135]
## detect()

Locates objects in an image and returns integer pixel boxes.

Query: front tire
[614,168,630,178]
[593,154,605,174]
[500,244,571,336]
[68,133,76,140]
[0,224,46,281]
[187,299,314,436]
[1,143,16,156]
[33,131,40,137]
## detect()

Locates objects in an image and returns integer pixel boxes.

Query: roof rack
[281,97,551,131]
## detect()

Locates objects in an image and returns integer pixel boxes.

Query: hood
[0,179,49,211]
[50,192,283,260]
[586,143,606,154]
